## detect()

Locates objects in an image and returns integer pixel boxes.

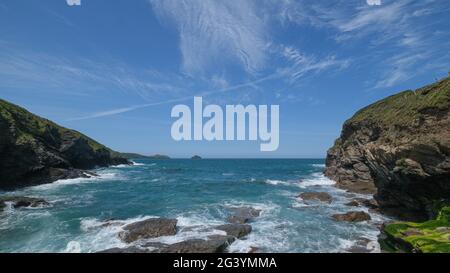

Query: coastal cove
[0,159,387,253]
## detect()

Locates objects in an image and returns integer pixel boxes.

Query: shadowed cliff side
[325,76,450,221]
[0,99,130,190]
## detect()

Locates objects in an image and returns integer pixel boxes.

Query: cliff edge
[325,76,450,220]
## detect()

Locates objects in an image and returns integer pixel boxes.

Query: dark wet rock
[0,99,130,190]
[227,207,261,224]
[118,218,177,243]
[150,235,235,253]
[97,246,150,253]
[325,77,450,220]
[332,211,371,222]
[214,224,252,238]
[347,237,374,253]
[0,196,49,209]
[345,198,378,209]
[298,192,332,203]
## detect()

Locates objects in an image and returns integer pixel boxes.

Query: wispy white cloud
[280,45,350,84]
[149,0,268,76]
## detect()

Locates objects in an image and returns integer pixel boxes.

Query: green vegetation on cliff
[0,99,107,152]
[0,98,129,189]
[380,206,450,253]
[347,77,450,127]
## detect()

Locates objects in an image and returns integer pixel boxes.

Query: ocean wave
[29,171,119,191]
[311,164,325,168]
[299,173,336,188]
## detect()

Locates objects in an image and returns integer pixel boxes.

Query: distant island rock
[120,153,170,160]
[191,155,202,160]
[0,99,130,190]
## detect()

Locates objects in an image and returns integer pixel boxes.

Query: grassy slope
[348,76,450,126]
[0,99,112,153]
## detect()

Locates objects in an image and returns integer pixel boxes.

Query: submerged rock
[298,192,332,203]
[0,196,49,209]
[118,218,177,243]
[332,211,371,222]
[226,207,261,224]
[214,224,252,238]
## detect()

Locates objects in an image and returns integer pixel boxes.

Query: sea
[0,159,388,253]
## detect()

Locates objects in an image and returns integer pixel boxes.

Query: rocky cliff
[0,99,130,190]
[325,76,450,220]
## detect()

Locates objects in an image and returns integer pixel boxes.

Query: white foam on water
[222,173,234,176]
[311,164,325,168]
[65,241,81,253]
[299,173,336,188]
[131,161,146,166]
[29,171,120,191]
[264,179,291,186]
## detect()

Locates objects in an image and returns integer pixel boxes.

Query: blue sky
[0,0,449,158]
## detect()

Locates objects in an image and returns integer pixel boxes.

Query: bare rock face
[118,218,178,243]
[325,77,450,220]
[332,211,371,222]
[298,192,332,203]
[0,99,129,190]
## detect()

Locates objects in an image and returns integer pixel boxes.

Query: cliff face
[0,99,129,190]
[325,77,450,220]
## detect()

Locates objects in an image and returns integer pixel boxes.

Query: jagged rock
[298,192,332,203]
[226,207,261,224]
[332,211,371,222]
[0,196,49,209]
[325,77,450,220]
[214,224,252,238]
[118,218,177,243]
[0,99,130,190]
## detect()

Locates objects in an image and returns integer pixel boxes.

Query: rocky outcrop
[0,196,49,209]
[191,155,202,160]
[118,218,178,243]
[0,99,129,190]
[226,207,261,224]
[298,192,332,203]
[332,211,371,222]
[325,77,450,220]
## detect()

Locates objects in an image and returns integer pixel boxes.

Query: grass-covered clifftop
[0,99,129,189]
[347,77,450,127]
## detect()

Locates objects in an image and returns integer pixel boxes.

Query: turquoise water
[0,159,386,253]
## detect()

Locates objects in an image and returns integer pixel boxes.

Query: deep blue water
[0,159,386,253]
